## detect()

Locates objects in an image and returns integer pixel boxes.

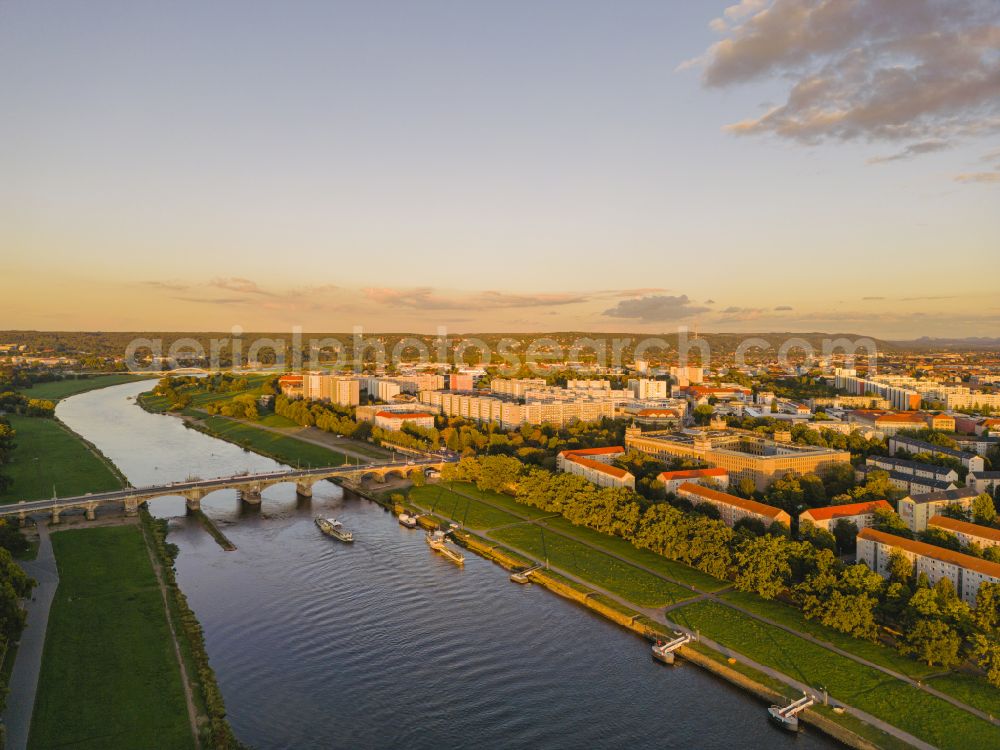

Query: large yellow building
[625,428,851,491]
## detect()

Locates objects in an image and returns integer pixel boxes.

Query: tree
[900,618,962,667]
[974,582,1000,633]
[972,493,998,526]
[972,634,1000,688]
[872,506,912,538]
[733,535,791,599]
[692,404,714,425]
[832,518,859,553]
[886,549,914,585]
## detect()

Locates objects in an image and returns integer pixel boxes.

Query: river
[57,381,838,749]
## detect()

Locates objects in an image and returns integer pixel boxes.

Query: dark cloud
[774,305,794,311]
[705,299,716,304]
[862,296,885,300]
[868,139,951,164]
[690,1,1000,154]
[900,295,958,301]
[603,294,710,322]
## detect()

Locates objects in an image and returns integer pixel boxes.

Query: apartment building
[490,378,547,398]
[277,374,304,398]
[626,428,850,492]
[373,411,436,432]
[556,446,625,469]
[658,467,729,494]
[898,487,980,532]
[669,366,704,386]
[969,471,1000,496]
[865,456,959,484]
[857,464,956,496]
[302,372,361,407]
[628,378,668,400]
[889,435,985,473]
[676,482,790,529]
[857,527,1000,605]
[928,515,1000,551]
[834,369,922,411]
[798,500,892,533]
[559,454,635,489]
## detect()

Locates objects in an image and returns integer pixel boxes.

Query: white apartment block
[928,515,1000,551]
[857,528,1000,605]
[676,482,791,529]
[629,378,668,400]
[302,372,361,407]
[897,487,980,532]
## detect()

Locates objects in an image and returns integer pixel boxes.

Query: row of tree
[440,455,1000,681]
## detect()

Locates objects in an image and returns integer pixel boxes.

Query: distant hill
[888,337,1000,351]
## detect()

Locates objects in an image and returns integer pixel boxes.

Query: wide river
[58,381,838,749]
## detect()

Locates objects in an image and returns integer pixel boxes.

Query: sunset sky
[2,1,998,338]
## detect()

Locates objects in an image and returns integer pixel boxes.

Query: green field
[17,374,152,402]
[491,523,694,608]
[409,484,524,529]
[198,416,347,467]
[671,600,1000,750]
[29,526,194,750]
[928,672,1000,719]
[0,415,122,504]
[719,589,937,679]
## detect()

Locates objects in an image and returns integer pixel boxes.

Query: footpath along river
[57,380,839,749]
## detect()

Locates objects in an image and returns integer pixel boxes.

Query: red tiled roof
[374,411,434,420]
[566,454,630,479]
[278,374,303,384]
[637,409,680,417]
[800,500,891,522]
[858,527,1000,579]
[658,468,728,481]
[928,515,1000,544]
[875,412,927,424]
[557,446,625,458]
[676,482,787,520]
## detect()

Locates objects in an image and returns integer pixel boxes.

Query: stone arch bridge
[0,459,451,524]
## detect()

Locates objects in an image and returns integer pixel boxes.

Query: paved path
[3,523,59,750]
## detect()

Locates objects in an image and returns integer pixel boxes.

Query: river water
[57,381,838,749]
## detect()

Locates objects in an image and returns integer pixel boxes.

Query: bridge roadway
[0,457,452,521]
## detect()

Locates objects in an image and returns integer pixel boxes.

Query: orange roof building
[928,515,1000,549]
[559,452,635,490]
[658,467,730,494]
[798,500,891,532]
[676,482,790,529]
[857,527,1000,605]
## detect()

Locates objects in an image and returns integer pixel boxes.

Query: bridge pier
[18,510,27,527]
[295,480,315,498]
[85,504,96,521]
[238,486,262,505]
[124,496,139,516]
[50,507,61,524]
[183,490,204,513]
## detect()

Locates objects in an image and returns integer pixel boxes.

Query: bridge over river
[0,457,453,524]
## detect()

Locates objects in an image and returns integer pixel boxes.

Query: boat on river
[398,512,419,529]
[426,529,464,565]
[315,517,354,542]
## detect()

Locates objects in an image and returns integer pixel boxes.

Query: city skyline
[3,0,999,336]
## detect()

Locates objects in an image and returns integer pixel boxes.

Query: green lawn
[29,526,194,750]
[257,413,300,428]
[928,672,1000,719]
[17,374,153,402]
[0,415,122,504]
[438,482,565,520]
[199,416,347,468]
[540,514,729,592]
[671,600,1000,750]
[491,523,694,608]
[409,484,523,529]
[719,589,937,679]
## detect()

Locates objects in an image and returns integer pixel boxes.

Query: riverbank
[390,481,1000,750]
[28,524,196,749]
[16,374,155,403]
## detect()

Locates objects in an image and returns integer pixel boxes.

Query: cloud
[142,280,189,291]
[363,287,589,310]
[774,305,794,311]
[603,294,710,322]
[172,296,250,306]
[954,171,1000,184]
[692,0,1000,154]
[705,299,716,304]
[209,277,275,296]
[900,295,957,301]
[868,139,951,164]
[862,296,885,300]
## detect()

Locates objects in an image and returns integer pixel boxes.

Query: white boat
[398,512,419,529]
[315,517,354,542]
[426,529,464,565]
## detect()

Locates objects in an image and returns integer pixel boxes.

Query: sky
[1,0,998,338]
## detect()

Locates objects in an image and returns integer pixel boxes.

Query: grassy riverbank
[29,526,195,750]
[189,415,348,468]
[671,599,1000,750]
[0,415,123,504]
[16,374,153,402]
